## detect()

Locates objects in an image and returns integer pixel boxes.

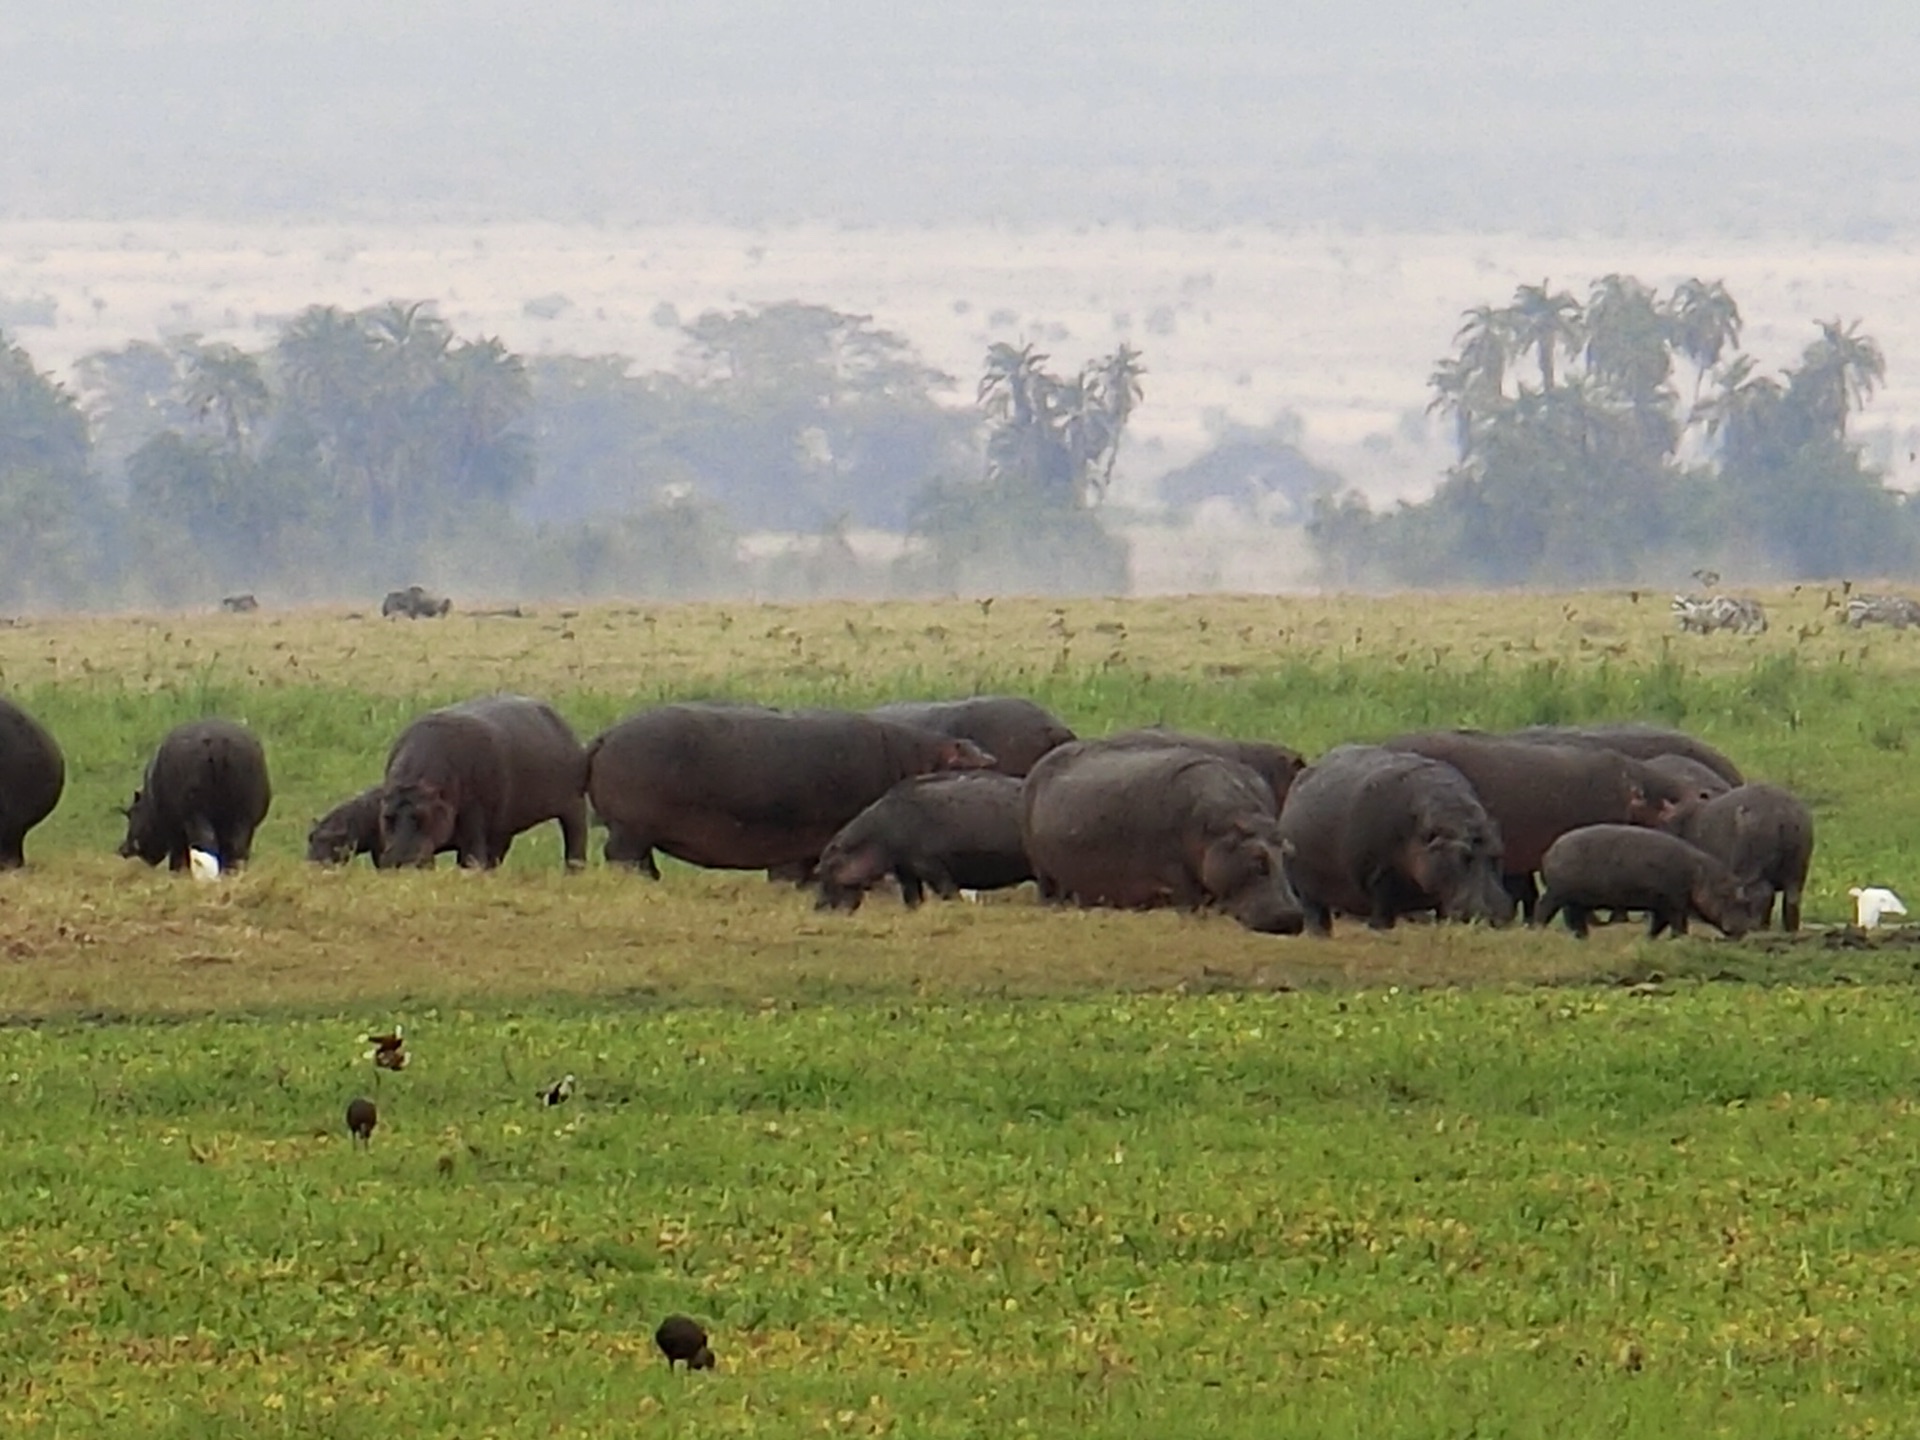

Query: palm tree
[1789,318,1885,441]
[1667,278,1742,408]
[1082,343,1145,500]
[181,341,271,454]
[1692,355,1787,470]
[1501,282,1583,393]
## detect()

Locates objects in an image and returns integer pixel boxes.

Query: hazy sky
[7,1,1918,237]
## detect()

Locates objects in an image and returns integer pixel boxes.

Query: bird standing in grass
[363,1026,410,1071]
[655,1314,715,1370]
[346,1096,378,1147]
[542,1074,576,1106]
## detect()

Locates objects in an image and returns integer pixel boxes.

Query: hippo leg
[890,868,928,908]
[453,810,492,869]
[1553,899,1592,939]
[184,815,220,857]
[1503,872,1539,923]
[1302,902,1334,938]
[1781,885,1801,933]
[1646,908,1674,938]
[558,801,588,871]
[0,833,22,869]
[916,861,963,903]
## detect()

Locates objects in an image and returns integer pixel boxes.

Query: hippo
[1536,824,1769,939]
[306,786,384,865]
[0,696,65,868]
[119,718,271,872]
[1666,782,1815,931]
[868,696,1075,777]
[587,704,995,877]
[1021,742,1304,934]
[1641,753,1734,803]
[381,585,452,619]
[378,694,588,870]
[1276,744,1511,935]
[814,772,1031,911]
[1507,724,1744,788]
[1384,731,1698,919]
[1096,728,1307,807]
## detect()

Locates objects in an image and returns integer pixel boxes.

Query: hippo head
[1695,873,1770,939]
[1201,819,1305,935]
[813,840,886,912]
[117,789,168,866]
[1405,814,1513,925]
[934,738,997,773]
[306,816,358,866]
[377,782,455,868]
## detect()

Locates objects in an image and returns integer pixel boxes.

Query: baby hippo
[1536,824,1768,940]
[814,772,1032,911]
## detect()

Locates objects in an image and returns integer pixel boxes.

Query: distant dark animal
[378,694,588,870]
[1506,724,1744,788]
[1665,782,1815,931]
[1022,741,1304,934]
[655,1315,715,1370]
[306,785,385,864]
[868,696,1075,776]
[814,772,1031,911]
[1536,824,1768,939]
[1276,744,1511,935]
[381,584,453,619]
[118,719,272,872]
[1384,731,1698,919]
[0,696,64,868]
[586,704,994,877]
[219,593,259,613]
[346,1097,378,1146]
[1845,593,1920,629]
[1094,727,1307,807]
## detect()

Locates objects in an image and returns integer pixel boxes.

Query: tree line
[1309,277,1912,585]
[0,302,1143,609]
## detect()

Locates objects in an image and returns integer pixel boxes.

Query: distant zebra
[1845,593,1920,629]
[1672,593,1769,635]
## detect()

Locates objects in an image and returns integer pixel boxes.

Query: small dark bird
[655,1314,716,1370]
[542,1074,576,1106]
[346,1096,378,1147]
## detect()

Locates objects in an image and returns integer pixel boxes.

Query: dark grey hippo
[1096,728,1307,808]
[306,785,383,865]
[1666,783,1815,931]
[379,695,588,870]
[1536,824,1768,939]
[1021,741,1304,934]
[119,718,271,872]
[1276,744,1511,936]
[587,704,994,877]
[814,772,1031,911]
[868,697,1075,777]
[1384,731,1699,919]
[1507,724,1744,788]
[0,696,64,868]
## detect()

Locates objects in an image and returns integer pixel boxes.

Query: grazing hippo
[306,786,384,865]
[381,585,452,619]
[1536,824,1768,939]
[587,704,995,877]
[119,718,271,872]
[814,772,1031,911]
[1666,782,1815,931]
[1507,724,1744,788]
[1021,742,1304,934]
[1384,731,1697,919]
[378,695,588,870]
[0,697,64,869]
[1276,744,1511,935]
[1096,728,1307,807]
[868,697,1075,777]
[1641,753,1734,803]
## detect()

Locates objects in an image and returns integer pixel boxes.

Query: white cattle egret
[188,849,221,881]
[1849,886,1907,929]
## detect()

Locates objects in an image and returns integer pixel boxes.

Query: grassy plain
[5,588,1920,1435]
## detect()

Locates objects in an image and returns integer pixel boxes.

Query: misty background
[4,1,1920,606]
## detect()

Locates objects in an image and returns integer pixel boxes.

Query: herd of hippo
[0,689,1815,942]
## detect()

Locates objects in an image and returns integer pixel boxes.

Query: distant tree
[0,331,108,607]
[1157,416,1344,523]
[977,340,1144,508]
[1668,277,1743,407]
[1501,282,1582,393]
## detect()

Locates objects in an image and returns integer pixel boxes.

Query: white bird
[188,848,221,882]
[1849,886,1907,929]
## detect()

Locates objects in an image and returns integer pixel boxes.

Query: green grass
[4,988,1920,1436]
[6,593,1920,1435]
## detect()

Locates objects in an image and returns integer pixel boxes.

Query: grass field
[5,588,1920,1435]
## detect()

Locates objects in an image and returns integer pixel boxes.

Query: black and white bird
[542,1074,576,1106]
[362,1026,409,1071]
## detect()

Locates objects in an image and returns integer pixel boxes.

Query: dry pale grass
[0,582,1896,699]
[0,856,1669,1021]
